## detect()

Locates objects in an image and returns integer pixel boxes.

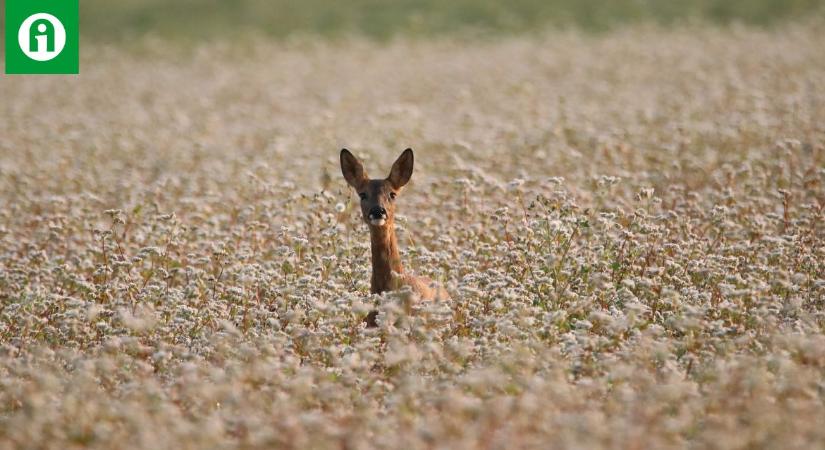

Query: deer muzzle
[368,206,387,226]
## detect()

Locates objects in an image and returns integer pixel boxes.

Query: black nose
[368,206,387,219]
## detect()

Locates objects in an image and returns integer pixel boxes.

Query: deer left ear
[341,148,369,189]
[387,148,414,189]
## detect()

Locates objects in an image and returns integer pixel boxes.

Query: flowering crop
[0,24,823,449]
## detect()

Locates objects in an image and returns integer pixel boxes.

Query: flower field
[0,23,824,449]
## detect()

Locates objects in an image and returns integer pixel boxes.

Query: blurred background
[3,0,821,42]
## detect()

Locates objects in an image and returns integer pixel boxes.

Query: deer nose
[368,206,387,219]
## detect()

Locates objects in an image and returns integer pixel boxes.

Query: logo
[5,0,79,74]
[18,14,67,62]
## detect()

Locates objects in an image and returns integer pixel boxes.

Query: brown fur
[340,148,450,326]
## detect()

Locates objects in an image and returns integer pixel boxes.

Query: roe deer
[340,148,450,326]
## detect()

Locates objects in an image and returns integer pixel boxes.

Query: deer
[340,148,450,326]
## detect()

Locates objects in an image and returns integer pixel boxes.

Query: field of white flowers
[0,23,823,449]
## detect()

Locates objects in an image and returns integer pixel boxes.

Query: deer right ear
[387,148,414,189]
[340,149,368,188]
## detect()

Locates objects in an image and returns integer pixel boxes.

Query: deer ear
[340,149,368,188]
[387,148,414,189]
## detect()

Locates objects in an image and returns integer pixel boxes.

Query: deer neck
[369,221,403,294]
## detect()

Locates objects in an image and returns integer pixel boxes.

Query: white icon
[18,13,66,62]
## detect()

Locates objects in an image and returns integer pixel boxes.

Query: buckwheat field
[1,23,824,449]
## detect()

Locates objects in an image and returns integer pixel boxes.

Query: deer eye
[358,193,367,200]
[389,192,397,200]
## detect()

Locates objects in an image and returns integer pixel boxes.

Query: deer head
[340,148,414,227]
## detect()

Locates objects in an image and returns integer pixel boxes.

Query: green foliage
[79,0,825,41]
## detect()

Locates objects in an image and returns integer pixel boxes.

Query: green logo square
[5,0,79,74]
